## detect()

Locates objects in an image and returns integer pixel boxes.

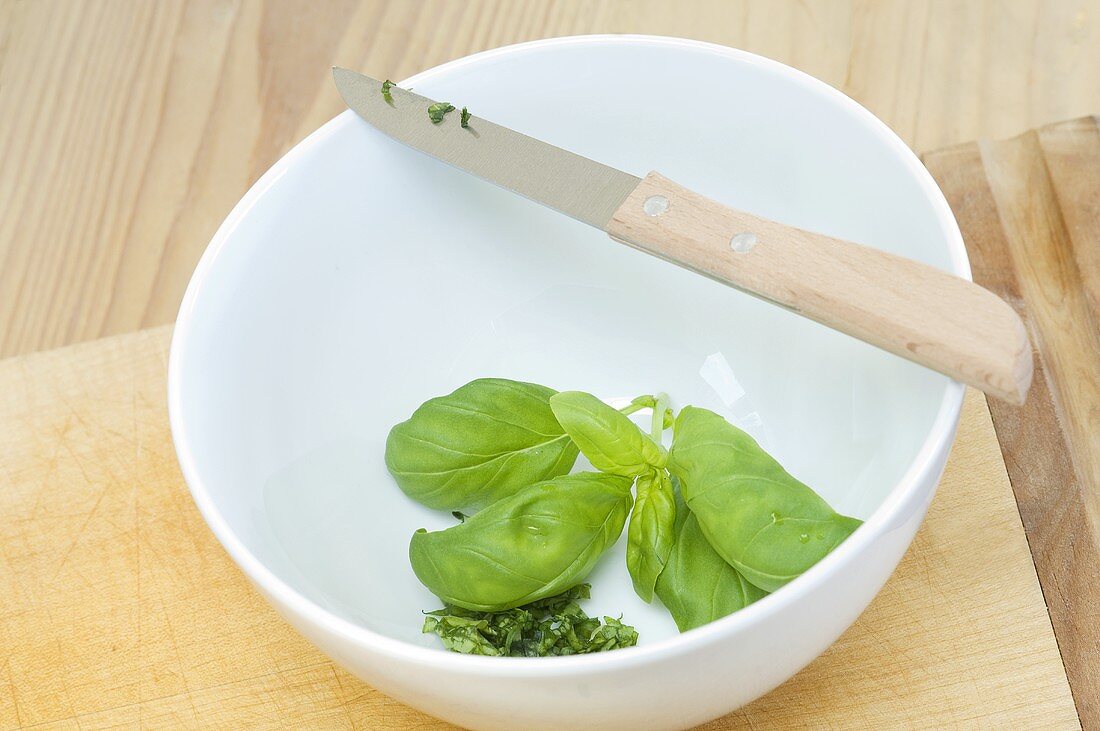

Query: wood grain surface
[924,116,1100,728]
[608,173,1032,402]
[3,0,1100,360]
[3,1,1098,727]
[0,327,1080,729]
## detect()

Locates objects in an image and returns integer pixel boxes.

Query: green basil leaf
[410,472,633,611]
[626,469,676,602]
[549,390,664,477]
[666,406,862,592]
[385,378,579,510]
[654,484,767,631]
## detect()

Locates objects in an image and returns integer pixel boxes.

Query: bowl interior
[173,37,956,648]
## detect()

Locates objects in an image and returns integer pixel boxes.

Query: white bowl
[169,36,965,731]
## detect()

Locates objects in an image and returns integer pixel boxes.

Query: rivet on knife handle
[607,172,1034,404]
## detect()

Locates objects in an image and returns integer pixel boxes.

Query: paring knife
[333,68,1033,404]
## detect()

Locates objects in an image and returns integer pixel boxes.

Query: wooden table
[2,2,1098,728]
[4,0,1100,360]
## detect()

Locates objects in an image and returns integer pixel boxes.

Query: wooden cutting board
[4,118,1099,729]
[924,116,1100,729]
[0,341,1077,730]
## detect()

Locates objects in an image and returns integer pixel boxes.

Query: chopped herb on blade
[428,102,455,123]
[422,584,638,657]
[381,79,395,104]
[460,106,471,128]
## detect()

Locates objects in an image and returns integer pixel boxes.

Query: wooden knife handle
[607,172,1033,404]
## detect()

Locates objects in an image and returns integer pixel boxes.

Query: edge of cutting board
[923,115,1100,728]
[0,325,1078,729]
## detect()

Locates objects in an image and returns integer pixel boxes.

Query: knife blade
[332,68,639,229]
[332,68,1032,404]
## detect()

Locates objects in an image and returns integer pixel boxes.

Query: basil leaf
[385,378,579,510]
[460,106,471,128]
[666,406,861,592]
[655,485,767,631]
[409,472,633,611]
[626,469,676,602]
[422,583,638,656]
[549,390,664,477]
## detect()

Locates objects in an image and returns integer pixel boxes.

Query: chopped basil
[381,79,395,104]
[428,102,455,124]
[460,107,471,128]
[422,584,638,656]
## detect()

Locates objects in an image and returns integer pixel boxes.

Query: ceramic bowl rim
[167,33,967,678]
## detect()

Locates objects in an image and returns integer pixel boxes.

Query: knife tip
[332,67,356,89]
